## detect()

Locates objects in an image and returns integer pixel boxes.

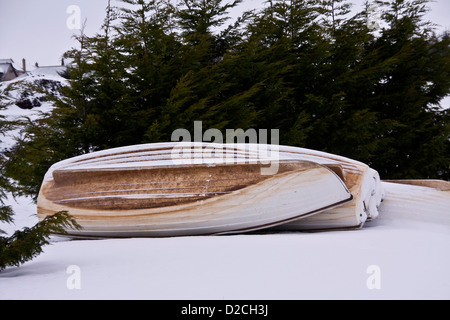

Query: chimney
[22,58,26,72]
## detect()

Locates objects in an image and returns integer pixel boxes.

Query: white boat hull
[37,142,355,237]
[265,145,384,230]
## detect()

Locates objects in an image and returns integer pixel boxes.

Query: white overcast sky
[0,0,449,69]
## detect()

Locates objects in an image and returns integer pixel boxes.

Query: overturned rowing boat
[37,142,384,237]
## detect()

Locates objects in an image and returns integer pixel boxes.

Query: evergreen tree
[3,0,449,201]
[0,101,13,227]
[176,0,241,38]
[1,96,81,272]
[363,0,450,178]
[63,0,132,149]
[320,0,352,36]
[0,211,81,271]
[223,0,321,144]
[145,0,255,140]
[116,0,186,142]
[175,0,244,57]
[300,0,383,160]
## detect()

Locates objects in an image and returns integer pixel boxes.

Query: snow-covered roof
[0,58,14,64]
[0,63,13,81]
[0,59,23,81]
[0,63,9,74]
[29,65,67,77]
[0,59,14,73]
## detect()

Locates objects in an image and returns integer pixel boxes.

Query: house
[0,59,25,82]
[1,58,68,82]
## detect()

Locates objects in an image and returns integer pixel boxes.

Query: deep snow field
[1,182,449,300]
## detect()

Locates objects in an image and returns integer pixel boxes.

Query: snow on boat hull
[382,179,450,191]
[378,181,450,225]
[37,143,353,237]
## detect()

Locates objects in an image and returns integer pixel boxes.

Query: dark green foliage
[1,96,13,228]
[0,211,82,271]
[3,0,450,199]
[1,83,82,272]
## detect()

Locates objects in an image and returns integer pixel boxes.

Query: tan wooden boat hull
[383,180,450,191]
[37,142,356,237]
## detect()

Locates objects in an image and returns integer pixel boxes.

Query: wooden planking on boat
[37,145,355,237]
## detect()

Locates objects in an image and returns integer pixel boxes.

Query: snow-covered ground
[0,72,65,151]
[0,182,449,300]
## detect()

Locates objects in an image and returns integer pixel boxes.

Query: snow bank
[0,73,65,151]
